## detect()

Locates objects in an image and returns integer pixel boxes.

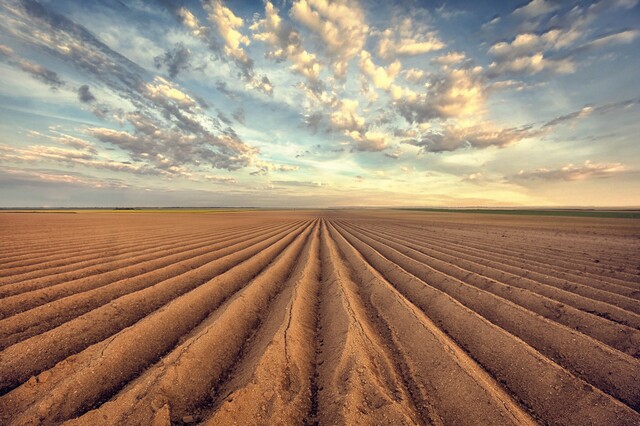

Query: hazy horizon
[1,0,639,208]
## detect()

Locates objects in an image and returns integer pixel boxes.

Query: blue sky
[0,0,638,207]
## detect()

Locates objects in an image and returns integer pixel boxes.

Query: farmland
[0,210,638,425]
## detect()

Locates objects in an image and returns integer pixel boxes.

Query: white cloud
[359,50,401,91]
[377,17,444,60]
[144,76,197,109]
[251,1,322,89]
[290,0,368,78]
[205,0,252,74]
[393,67,485,123]
[329,98,365,132]
[432,51,466,65]
[346,130,387,152]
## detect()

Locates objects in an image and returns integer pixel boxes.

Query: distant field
[0,208,258,214]
[398,207,640,219]
[0,210,638,425]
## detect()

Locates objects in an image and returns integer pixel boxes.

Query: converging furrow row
[0,212,638,425]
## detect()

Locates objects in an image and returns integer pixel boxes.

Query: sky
[0,0,639,208]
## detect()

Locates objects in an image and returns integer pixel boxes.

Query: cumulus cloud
[143,76,197,109]
[165,1,270,94]
[403,68,426,83]
[345,130,388,152]
[329,98,365,132]
[251,1,323,92]
[359,51,401,91]
[154,42,191,78]
[377,17,445,60]
[394,66,485,123]
[290,0,368,78]
[204,0,252,78]
[512,161,626,181]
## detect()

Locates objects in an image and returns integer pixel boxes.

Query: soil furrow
[343,221,640,339]
[48,221,316,425]
[0,226,214,277]
[0,220,296,318]
[315,221,427,425]
[326,221,535,425]
[369,219,640,287]
[0,211,637,425]
[0,221,296,290]
[333,221,640,424]
[360,221,640,297]
[0,221,307,396]
[196,221,322,425]
[0,222,298,349]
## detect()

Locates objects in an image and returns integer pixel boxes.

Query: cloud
[290,0,368,78]
[0,44,64,89]
[345,130,388,152]
[329,98,365,132]
[0,166,130,190]
[204,0,252,78]
[232,108,245,124]
[486,28,582,77]
[377,17,445,60]
[154,42,191,78]
[250,160,299,176]
[403,122,545,153]
[575,29,640,52]
[0,1,260,172]
[203,174,237,184]
[143,76,197,109]
[77,84,96,103]
[489,29,581,59]
[432,51,466,66]
[513,0,561,19]
[166,1,270,94]
[0,143,163,176]
[359,51,401,91]
[543,97,639,128]
[403,68,426,83]
[487,53,575,77]
[27,129,98,154]
[394,66,485,123]
[251,1,322,92]
[87,110,255,172]
[271,179,322,187]
[512,161,626,181]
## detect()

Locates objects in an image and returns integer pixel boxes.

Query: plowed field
[0,210,639,425]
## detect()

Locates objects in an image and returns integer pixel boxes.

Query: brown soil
[0,210,638,425]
